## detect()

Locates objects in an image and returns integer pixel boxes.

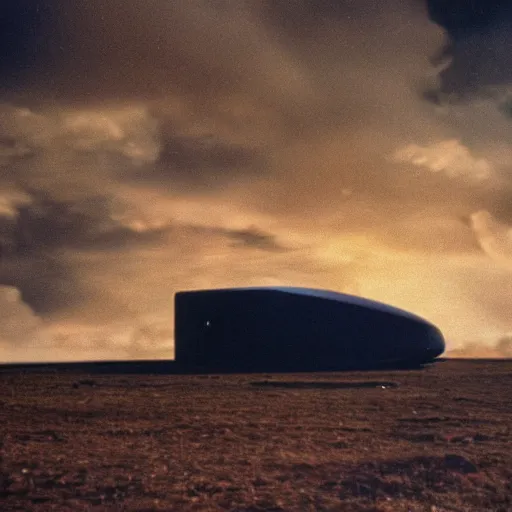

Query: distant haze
[1,0,512,361]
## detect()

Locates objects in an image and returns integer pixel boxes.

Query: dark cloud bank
[426,0,512,99]
[1,1,512,360]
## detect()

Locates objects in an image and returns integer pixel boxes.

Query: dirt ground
[0,359,511,511]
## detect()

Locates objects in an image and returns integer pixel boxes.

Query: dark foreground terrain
[0,360,511,511]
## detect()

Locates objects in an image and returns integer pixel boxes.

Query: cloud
[0,286,42,343]
[426,0,512,99]
[143,131,267,191]
[470,210,512,268]
[224,226,287,252]
[1,0,512,361]
[447,334,512,358]
[0,189,290,317]
[393,139,493,183]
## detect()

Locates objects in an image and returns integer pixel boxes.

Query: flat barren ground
[0,360,511,511]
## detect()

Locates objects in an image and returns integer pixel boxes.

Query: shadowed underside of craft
[174,287,445,371]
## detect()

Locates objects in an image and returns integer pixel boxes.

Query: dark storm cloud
[1,189,170,253]
[223,226,286,252]
[146,133,267,190]
[0,0,427,212]
[259,0,371,38]
[0,0,312,106]
[0,191,170,313]
[0,0,488,244]
[426,0,512,98]
[0,0,389,136]
[168,222,287,252]
[4,0,511,359]
[0,4,49,84]
[0,189,284,314]
[0,189,285,256]
[0,254,80,315]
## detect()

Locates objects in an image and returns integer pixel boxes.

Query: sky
[1,0,512,362]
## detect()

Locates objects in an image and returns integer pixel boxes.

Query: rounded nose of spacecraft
[427,325,445,359]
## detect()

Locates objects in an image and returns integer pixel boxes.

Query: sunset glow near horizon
[1,1,512,362]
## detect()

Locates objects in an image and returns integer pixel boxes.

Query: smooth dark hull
[174,287,445,372]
